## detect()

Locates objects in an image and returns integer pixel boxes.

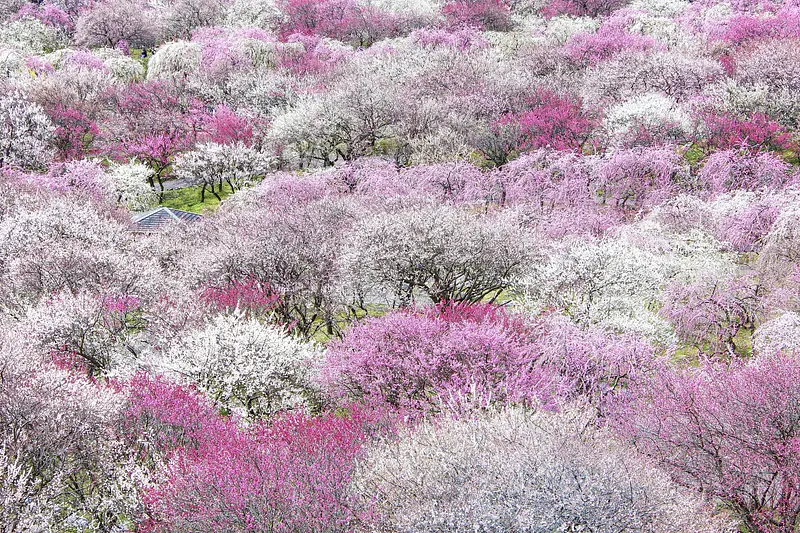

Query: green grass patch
[670,327,755,365]
[681,144,706,167]
[159,182,235,214]
[129,48,150,73]
[732,327,754,358]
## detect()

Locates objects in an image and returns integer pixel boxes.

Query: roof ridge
[163,207,182,222]
[131,206,203,233]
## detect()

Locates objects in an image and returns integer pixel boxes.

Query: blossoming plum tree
[124,374,390,533]
[322,302,562,416]
[0,94,54,170]
[165,312,321,418]
[613,356,800,532]
[355,407,731,533]
[341,205,533,306]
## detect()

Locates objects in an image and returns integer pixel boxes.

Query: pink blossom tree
[660,273,765,358]
[46,104,99,160]
[596,146,688,211]
[321,302,562,416]
[542,0,628,17]
[565,18,657,66]
[107,81,203,195]
[538,317,656,413]
[700,149,791,194]
[276,0,400,45]
[442,0,512,31]
[613,355,800,532]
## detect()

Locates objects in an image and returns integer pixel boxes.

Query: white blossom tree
[172,142,275,200]
[23,291,145,377]
[74,0,160,49]
[165,312,321,418]
[603,92,693,147]
[0,327,141,532]
[0,94,54,170]
[145,40,202,81]
[753,312,800,357]
[0,17,65,55]
[354,407,732,533]
[103,160,158,211]
[341,206,534,307]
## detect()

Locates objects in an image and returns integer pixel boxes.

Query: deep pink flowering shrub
[279,33,354,75]
[109,81,203,188]
[124,374,230,456]
[125,375,391,533]
[322,302,563,416]
[14,2,72,30]
[701,112,792,153]
[712,8,800,46]
[47,105,99,160]
[612,356,800,532]
[201,104,255,145]
[199,277,282,318]
[278,0,400,45]
[486,90,596,165]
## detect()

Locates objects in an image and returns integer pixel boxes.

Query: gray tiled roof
[131,207,203,233]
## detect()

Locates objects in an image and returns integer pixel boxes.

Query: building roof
[131,207,203,233]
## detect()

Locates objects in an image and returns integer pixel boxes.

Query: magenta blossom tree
[484,90,597,166]
[107,81,203,193]
[700,112,793,154]
[47,105,99,161]
[124,374,392,533]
